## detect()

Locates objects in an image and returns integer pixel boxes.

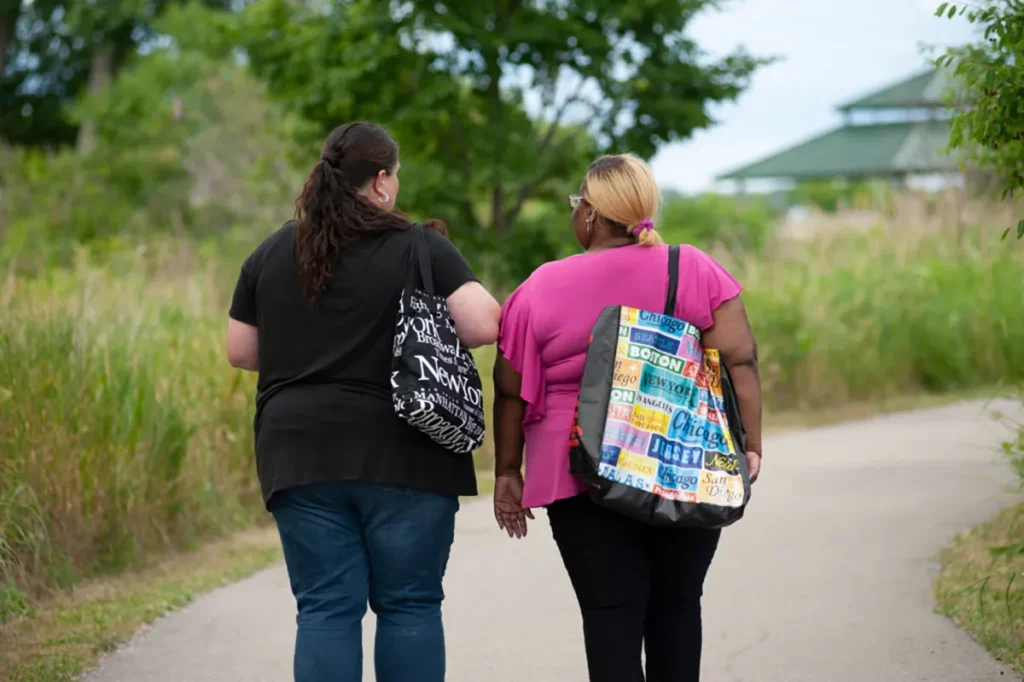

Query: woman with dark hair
[226,121,500,682]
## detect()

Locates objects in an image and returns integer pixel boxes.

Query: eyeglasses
[569,195,583,208]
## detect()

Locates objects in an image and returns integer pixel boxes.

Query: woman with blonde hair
[491,154,762,681]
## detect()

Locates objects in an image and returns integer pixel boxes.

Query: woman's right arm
[702,296,763,480]
[447,282,500,348]
[490,281,538,538]
[491,350,533,538]
[493,352,527,478]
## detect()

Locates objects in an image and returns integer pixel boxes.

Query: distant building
[717,68,962,191]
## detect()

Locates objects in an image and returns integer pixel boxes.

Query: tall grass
[0,248,261,597]
[1,224,1022,599]
[734,227,1024,408]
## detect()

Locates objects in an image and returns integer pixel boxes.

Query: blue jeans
[270,481,459,682]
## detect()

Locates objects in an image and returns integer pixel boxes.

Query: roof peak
[716,120,954,181]
[836,68,953,112]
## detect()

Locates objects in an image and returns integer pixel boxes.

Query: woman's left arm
[226,318,259,372]
[702,296,762,481]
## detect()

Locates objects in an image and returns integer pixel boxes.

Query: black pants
[548,494,721,682]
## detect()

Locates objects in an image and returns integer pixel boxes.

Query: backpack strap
[663,245,680,316]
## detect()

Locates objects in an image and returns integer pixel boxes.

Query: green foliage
[937,0,1024,238]
[1001,404,1024,489]
[791,181,846,214]
[0,0,243,147]
[0,42,301,272]
[788,179,893,214]
[658,193,779,254]
[0,581,30,624]
[937,4,1024,556]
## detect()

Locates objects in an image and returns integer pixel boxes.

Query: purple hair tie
[632,219,654,237]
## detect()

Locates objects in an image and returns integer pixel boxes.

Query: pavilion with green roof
[718,69,960,187]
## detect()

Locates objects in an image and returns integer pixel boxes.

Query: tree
[936,0,1024,238]
[232,0,768,239]
[1,38,302,269]
[0,0,244,148]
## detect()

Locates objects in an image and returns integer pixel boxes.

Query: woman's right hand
[494,473,534,539]
[747,450,762,483]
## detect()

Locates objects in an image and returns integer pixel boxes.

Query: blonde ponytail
[630,222,663,245]
[583,153,662,246]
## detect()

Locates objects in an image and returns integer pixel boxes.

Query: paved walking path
[87,401,1022,681]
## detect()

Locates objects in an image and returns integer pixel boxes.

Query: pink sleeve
[678,247,743,330]
[498,282,546,424]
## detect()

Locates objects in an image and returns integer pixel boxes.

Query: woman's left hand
[494,473,534,539]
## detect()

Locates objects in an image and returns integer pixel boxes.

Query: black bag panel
[720,364,752,514]
[569,306,622,480]
[649,482,745,528]
[595,481,656,525]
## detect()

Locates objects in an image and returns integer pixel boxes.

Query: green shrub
[659,193,779,254]
[788,179,896,213]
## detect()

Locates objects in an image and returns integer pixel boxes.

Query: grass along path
[936,504,1024,673]
[0,527,282,682]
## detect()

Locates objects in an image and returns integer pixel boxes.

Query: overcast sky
[650,0,976,193]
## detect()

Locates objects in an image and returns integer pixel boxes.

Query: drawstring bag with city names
[391,225,485,454]
[568,245,751,528]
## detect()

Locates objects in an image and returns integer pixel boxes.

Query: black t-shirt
[229,222,480,506]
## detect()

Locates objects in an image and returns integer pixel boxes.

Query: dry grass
[0,526,281,682]
[936,504,1024,673]
[935,400,1024,671]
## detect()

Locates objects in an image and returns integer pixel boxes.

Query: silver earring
[586,216,592,235]
[379,192,390,203]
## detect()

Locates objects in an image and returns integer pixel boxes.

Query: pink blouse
[498,244,742,509]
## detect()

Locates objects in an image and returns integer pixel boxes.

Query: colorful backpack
[568,246,751,528]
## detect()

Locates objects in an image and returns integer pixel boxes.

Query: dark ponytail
[295,122,411,299]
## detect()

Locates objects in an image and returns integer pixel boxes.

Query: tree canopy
[1,0,768,266]
[232,0,766,238]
